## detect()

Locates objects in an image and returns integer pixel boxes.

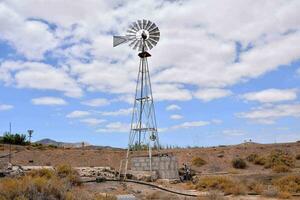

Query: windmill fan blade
[133,40,140,50]
[133,22,139,30]
[149,27,159,34]
[145,40,154,50]
[113,36,128,47]
[142,19,147,29]
[145,20,152,30]
[137,20,143,30]
[148,38,158,45]
[129,24,138,31]
[147,23,157,32]
[129,39,138,47]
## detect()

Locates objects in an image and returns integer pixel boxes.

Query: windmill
[113,19,160,178]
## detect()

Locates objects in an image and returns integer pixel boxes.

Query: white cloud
[0,61,82,97]
[0,104,14,111]
[0,0,299,104]
[241,88,298,103]
[31,97,67,106]
[81,98,110,107]
[237,103,300,124]
[100,108,132,116]
[66,110,90,118]
[172,120,210,129]
[170,114,183,120]
[166,104,181,111]
[80,118,105,126]
[0,3,58,60]
[97,122,130,133]
[222,130,246,136]
[194,88,232,102]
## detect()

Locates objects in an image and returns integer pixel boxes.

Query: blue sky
[0,0,300,148]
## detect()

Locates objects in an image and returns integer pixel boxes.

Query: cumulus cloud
[0,0,299,103]
[237,103,300,124]
[0,61,82,97]
[170,114,183,120]
[194,88,232,102]
[241,88,298,103]
[81,98,110,107]
[0,104,14,111]
[0,3,58,60]
[97,122,130,133]
[172,120,210,129]
[166,104,181,111]
[99,108,132,116]
[222,129,246,136]
[31,97,67,105]
[66,110,90,118]
[80,118,105,126]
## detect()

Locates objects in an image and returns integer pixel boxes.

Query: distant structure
[27,130,34,144]
[114,20,179,180]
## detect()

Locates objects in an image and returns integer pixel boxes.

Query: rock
[127,170,158,182]
[75,167,117,179]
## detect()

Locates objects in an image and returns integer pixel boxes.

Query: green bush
[2,132,28,145]
[232,158,247,169]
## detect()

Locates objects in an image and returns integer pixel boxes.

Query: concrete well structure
[130,154,179,179]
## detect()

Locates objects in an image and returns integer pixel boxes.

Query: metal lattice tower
[113,19,160,178]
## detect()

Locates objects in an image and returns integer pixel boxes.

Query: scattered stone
[75,167,117,179]
[127,170,158,182]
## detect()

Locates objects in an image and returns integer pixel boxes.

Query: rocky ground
[1,142,300,199]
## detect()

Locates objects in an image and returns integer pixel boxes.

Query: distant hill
[35,138,121,149]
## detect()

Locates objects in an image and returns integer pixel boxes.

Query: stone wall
[131,155,179,179]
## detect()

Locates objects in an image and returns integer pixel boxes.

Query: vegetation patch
[195,176,246,195]
[0,165,112,200]
[232,158,247,169]
[191,157,207,167]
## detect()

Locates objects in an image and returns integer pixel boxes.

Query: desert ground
[1,141,300,199]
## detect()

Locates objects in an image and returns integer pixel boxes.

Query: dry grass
[0,165,111,200]
[192,157,207,167]
[272,175,300,193]
[272,165,291,173]
[195,176,245,195]
[264,150,295,169]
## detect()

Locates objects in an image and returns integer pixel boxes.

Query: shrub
[2,133,28,145]
[28,168,55,179]
[272,165,291,173]
[191,157,207,167]
[246,153,258,162]
[272,175,300,193]
[254,156,267,165]
[195,176,245,195]
[278,191,291,199]
[264,150,295,169]
[0,167,97,200]
[55,164,81,186]
[232,158,247,169]
[247,181,265,194]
